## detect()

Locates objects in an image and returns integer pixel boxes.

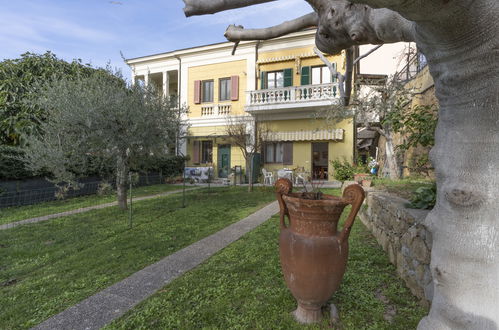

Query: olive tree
[183,0,499,328]
[24,70,184,209]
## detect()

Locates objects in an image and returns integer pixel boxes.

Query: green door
[218,144,231,178]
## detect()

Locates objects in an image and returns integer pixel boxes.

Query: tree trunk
[116,153,129,210]
[383,129,400,179]
[415,5,499,328]
[246,155,253,192]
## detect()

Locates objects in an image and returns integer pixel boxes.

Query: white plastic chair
[262,168,274,186]
[294,173,307,186]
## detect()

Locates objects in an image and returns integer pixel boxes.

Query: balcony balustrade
[247,83,340,107]
[201,104,232,116]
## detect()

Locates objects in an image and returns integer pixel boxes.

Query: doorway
[218,144,231,178]
[312,142,328,180]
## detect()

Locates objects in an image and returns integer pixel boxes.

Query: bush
[408,183,436,209]
[0,145,33,180]
[331,159,355,181]
[131,155,187,178]
[157,155,188,178]
[97,181,114,196]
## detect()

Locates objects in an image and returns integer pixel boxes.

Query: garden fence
[0,174,168,208]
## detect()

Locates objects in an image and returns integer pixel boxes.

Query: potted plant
[275,178,365,323]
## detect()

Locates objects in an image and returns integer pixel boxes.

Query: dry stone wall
[359,190,433,307]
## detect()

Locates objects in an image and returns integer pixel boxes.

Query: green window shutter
[260,71,267,89]
[283,68,293,87]
[301,66,311,85]
[332,63,337,83]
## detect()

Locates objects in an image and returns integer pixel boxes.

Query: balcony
[201,104,232,116]
[245,83,341,114]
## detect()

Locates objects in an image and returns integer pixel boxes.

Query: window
[201,140,213,163]
[219,78,231,101]
[311,65,333,85]
[266,71,284,89]
[202,80,214,103]
[264,142,292,164]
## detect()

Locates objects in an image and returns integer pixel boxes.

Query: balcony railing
[247,83,340,106]
[201,104,232,116]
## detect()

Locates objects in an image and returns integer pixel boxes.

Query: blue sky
[0,0,312,78]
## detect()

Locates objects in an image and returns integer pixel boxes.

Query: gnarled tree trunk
[183,0,499,327]
[382,128,400,179]
[413,5,499,329]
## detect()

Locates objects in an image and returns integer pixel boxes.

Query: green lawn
[0,183,193,225]
[107,189,427,329]
[0,186,274,329]
[371,178,434,200]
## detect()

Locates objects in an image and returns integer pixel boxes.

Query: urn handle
[275,178,293,230]
[339,184,365,244]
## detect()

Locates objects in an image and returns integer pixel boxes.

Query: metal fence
[0,174,168,209]
[394,51,428,83]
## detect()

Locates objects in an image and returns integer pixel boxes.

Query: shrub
[331,159,355,181]
[97,181,114,196]
[408,183,436,209]
[132,155,187,178]
[0,145,33,180]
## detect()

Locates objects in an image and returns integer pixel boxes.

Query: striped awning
[266,129,344,142]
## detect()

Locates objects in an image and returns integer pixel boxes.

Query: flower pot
[361,179,372,187]
[353,173,370,183]
[275,178,365,324]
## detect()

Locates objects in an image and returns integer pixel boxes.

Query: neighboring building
[126,29,354,181]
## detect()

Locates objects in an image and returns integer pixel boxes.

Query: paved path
[0,187,201,231]
[33,201,279,330]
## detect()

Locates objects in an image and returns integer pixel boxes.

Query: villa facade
[126,30,354,181]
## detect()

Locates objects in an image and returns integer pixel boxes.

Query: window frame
[219,77,231,101]
[201,140,213,163]
[311,65,337,84]
[265,70,284,89]
[264,142,283,163]
[201,79,214,103]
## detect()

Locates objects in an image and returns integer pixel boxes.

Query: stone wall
[359,190,433,307]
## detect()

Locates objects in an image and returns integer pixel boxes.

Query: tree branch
[313,47,353,106]
[307,0,415,55]
[183,0,276,17]
[353,44,383,65]
[224,12,318,42]
[348,0,449,22]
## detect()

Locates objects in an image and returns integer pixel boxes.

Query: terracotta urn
[275,178,365,324]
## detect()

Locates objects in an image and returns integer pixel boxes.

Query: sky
[0,0,312,79]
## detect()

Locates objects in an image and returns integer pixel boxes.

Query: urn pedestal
[275,178,365,324]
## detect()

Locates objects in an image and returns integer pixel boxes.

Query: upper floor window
[266,71,284,89]
[312,65,333,84]
[202,80,214,103]
[219,78,231,101]
[301,64,336,85]
[261,69,293,89]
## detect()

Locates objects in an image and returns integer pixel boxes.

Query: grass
[106,189,427,329]
[0,183,194,225]
[371,177,434,200]
[0,186,274,329]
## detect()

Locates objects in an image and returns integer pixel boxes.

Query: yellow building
[126,29,354,182]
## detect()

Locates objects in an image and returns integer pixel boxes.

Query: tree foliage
[0,51,102,147]
[388,104,438,152]
[23,69,186,208]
